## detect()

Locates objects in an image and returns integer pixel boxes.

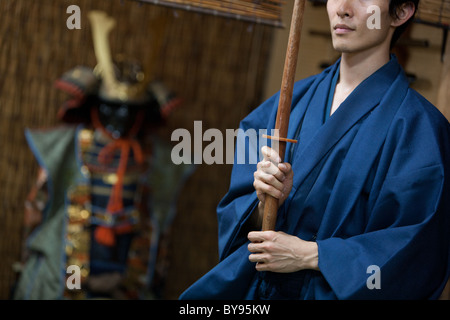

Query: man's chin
[331,37,353,53]
[332,45,353,53]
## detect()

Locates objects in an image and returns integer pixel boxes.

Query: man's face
[327,0,394,54]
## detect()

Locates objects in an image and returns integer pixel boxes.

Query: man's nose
[336,0,354,18]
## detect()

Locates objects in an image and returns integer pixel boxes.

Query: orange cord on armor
[90,107,144,246]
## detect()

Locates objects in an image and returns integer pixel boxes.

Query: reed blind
[137,0,284,27]
[416,0,450,26]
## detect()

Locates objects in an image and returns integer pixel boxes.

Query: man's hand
[248,231,319,273]
[253,146,293,208]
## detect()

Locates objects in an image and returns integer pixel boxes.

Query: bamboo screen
[137,0,285,27]
[416,0,450,26]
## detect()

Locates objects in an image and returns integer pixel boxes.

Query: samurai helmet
[55,10,182,126]
[88,10,150,104]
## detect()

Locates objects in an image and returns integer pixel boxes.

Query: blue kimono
[180,55,450,300]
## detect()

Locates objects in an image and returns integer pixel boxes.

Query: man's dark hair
[389,0,419,48]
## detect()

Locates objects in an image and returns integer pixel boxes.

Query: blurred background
[0,0,448,299]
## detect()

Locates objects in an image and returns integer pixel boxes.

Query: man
[180,0,450,299]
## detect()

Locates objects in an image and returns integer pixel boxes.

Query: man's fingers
[254,149,293,207]
[253,179,283,200]
[261,146,281,164]
[256,160,286,182]
[248,253,270,264]
[248,232,276,271]
[255,190,265,203]
[248,230,276,243]
[255,262,270,271]
[248,242,263,253]
[255,170,284,190]
[278,162,292,175]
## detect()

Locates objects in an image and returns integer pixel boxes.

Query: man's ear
[391,2,416,27]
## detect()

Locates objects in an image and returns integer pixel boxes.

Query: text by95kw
[179,303,271,317]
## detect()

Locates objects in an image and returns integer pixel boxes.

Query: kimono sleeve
[216,93,278,260]
[317,164,449,299]
[317,108,450,300]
